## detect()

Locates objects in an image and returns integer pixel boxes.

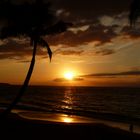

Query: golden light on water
[18,111,94,124]
[62,117,73,123]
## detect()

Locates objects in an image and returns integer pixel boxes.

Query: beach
[0,111,140,140]
[1,86,140,139]
[0,0,140,139]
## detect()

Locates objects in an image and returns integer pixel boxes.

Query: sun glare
[64,72,74,80]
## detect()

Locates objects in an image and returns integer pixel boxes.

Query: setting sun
[64,72,74,80]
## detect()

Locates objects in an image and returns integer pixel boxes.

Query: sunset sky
[0,0,140,87]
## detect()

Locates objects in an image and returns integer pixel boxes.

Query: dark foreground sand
[0,112,140,140]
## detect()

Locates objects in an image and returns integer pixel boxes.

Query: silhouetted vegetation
[0,0,72,116]
[129,0,140,26]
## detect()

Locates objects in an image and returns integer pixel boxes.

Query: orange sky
[0,0,140,87]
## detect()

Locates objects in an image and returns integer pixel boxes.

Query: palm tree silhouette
[0,0,72,116]
[129,0,140,26]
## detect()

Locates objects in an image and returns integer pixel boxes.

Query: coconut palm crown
[0,0,72,60]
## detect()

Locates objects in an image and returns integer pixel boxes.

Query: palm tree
[129,0,140,27]
[0,0,72,116]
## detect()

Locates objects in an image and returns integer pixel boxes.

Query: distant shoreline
[0,83,11,86]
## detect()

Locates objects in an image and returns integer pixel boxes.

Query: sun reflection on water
[17,87,94,124]
[61,87,74,110]
[18,111,94,124]
[61,115,73,123]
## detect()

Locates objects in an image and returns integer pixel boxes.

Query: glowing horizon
[0,0,140,87]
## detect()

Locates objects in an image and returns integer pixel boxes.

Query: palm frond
[38,38,52,61]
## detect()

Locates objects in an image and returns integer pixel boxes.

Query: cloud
[82,70,140,78]
[52,0,132,21]
[94,49,115,56]
[0,0,137,61]
[56,9,65,16]
[99,16,115,26]
[99,12,128,27]
[44,2,139,58]
[0,38,49,61]
[53,78,65,82]
[122,26,140,38]
[51,0,132,49]
[56,9,70,17]
[46,23,117,47]
[55,49,84,56]
[53,77,84,82]
[68,25,90,34]
[0,37,86,61]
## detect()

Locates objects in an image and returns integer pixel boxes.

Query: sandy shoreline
[0,110,140,140]
[11,109,140,134]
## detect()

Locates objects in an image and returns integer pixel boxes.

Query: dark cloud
[51,0,132,21]
[55,49,84,56]
[122,26,140,38]
[0,37,85,61]
[0,0,135,61]
[82,70,140,78]
[0,38,49,60]
[54,77,84,82]
[73,77,84,81]
[53,78,65,82]
[46,24,117,47]
[94,49,115,56]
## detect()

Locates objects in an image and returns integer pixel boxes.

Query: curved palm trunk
[2,41,37,117]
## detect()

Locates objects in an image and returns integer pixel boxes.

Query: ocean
[0,85,140,122]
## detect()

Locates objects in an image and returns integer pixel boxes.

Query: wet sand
[0,111,140,140]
